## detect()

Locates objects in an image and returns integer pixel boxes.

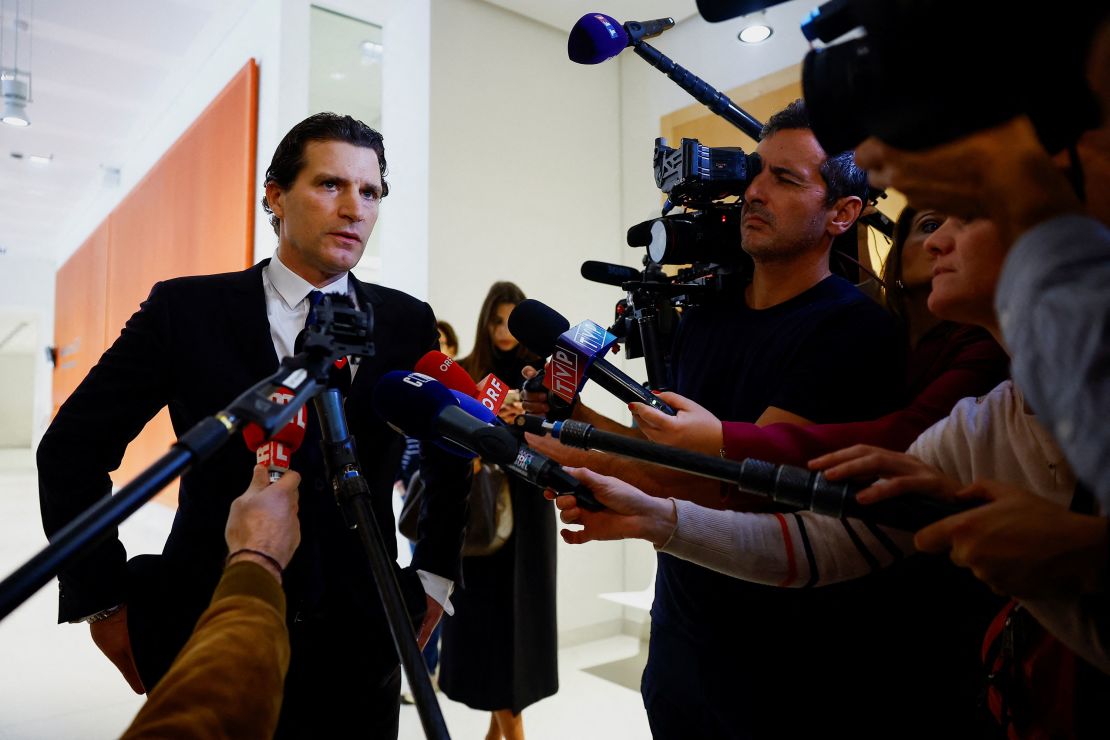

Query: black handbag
[400,462,513,557]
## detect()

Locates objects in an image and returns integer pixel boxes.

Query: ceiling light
[28,153,51,164]
[738,24,773,43]
[0,0,34,127]
[1,77,29,126]
[329,72,347,81]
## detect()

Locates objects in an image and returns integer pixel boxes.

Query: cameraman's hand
[545,467,676,547]
[809,444,963,504]
[855,116,1082,244]
[520,365,551,416]
[628,392,722,456]
[911,479,1109,599]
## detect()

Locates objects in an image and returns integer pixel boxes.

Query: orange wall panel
[52,60,259,505]
[52,221,110,411]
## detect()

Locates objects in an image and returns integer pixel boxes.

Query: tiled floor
[0,449,651,739]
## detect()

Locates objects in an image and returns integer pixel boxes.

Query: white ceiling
[484,0,699,34]
[0,0,253,262]
[0,0,701,263]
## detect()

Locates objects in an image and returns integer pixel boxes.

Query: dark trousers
[641,622,755,740]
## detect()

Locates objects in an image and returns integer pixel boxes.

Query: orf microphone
[243,388,308,481]
[415,350,510,416]
[508,299,676,416]
[372,371,518,462]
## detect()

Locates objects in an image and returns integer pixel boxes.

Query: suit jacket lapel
[349,274,382,398]
[230,260,280,379]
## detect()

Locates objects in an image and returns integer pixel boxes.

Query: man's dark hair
[760,99,868,205]
[261,112,389,236]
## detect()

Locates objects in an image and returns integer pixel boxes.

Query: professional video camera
[695,0,1104,156]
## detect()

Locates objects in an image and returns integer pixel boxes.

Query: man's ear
[265,181,286,222]
[827,195,863,236]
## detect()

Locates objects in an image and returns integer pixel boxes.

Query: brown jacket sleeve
[121,562,290,740]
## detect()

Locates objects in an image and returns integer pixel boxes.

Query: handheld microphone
[242,389,308,481]
[372,371,518,462]
[394,367,605,511]
[415,350,510,416]
[508,299,676,415]
[516,415,976,532]
[449,392,605,512]
[580,260,642,287]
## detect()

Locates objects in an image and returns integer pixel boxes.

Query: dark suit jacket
[38,260,469,693]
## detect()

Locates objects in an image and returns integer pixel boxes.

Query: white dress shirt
[262,251,454,613]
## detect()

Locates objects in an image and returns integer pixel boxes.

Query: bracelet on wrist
[226,548,284,577]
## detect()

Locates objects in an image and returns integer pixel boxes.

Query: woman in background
[438,282,557,740]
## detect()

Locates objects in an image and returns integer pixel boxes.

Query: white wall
[427,0,636,640]
[0,256,55,445]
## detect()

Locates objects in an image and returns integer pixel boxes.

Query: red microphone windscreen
[414,351,478,398]
[242,388,308,452]
[476,373,509,415]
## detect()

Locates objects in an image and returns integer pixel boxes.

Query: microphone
[391,366,605,511]
[568,13,628,64]
[581,260,642,287]
[516,415,977,532]
[507,299,676,416]
[372,371,519,462]
[242,388,308,481]
[567,14,675,65]
[414,350,510,416]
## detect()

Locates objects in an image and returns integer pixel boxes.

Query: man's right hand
[89,605,145,694]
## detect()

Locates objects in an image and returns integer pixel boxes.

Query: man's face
[267,139,382,286]
[740,129,835,262]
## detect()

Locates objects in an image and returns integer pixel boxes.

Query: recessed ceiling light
[329,72,346,81]
[738,24,773,44]
[28,154,52,165]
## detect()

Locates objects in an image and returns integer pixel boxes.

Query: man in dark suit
[37,113,470,738]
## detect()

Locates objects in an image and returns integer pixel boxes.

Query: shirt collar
[267,250,350,309]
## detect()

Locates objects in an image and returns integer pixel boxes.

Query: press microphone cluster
[516,415,978,532]
[376,364,604,511]
[507,299,676,416]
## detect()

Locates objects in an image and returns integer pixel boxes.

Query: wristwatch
[83,604,124,623]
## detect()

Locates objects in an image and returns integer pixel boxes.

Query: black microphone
[581,260,642,287]
[516,416,979,532]
[378,372,604,511]
[508,299,677,416]
[504,444,604,512]
[372,371,519,462]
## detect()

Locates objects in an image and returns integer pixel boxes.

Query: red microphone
[243,388,308,481]
[414,350,512,415]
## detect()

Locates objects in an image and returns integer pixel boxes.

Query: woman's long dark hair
[458,281,533,381]
[881,206,919,330]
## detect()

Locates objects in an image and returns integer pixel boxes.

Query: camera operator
[532,100,908,738]
[123,466,300,739]
[853,16,1110,508]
